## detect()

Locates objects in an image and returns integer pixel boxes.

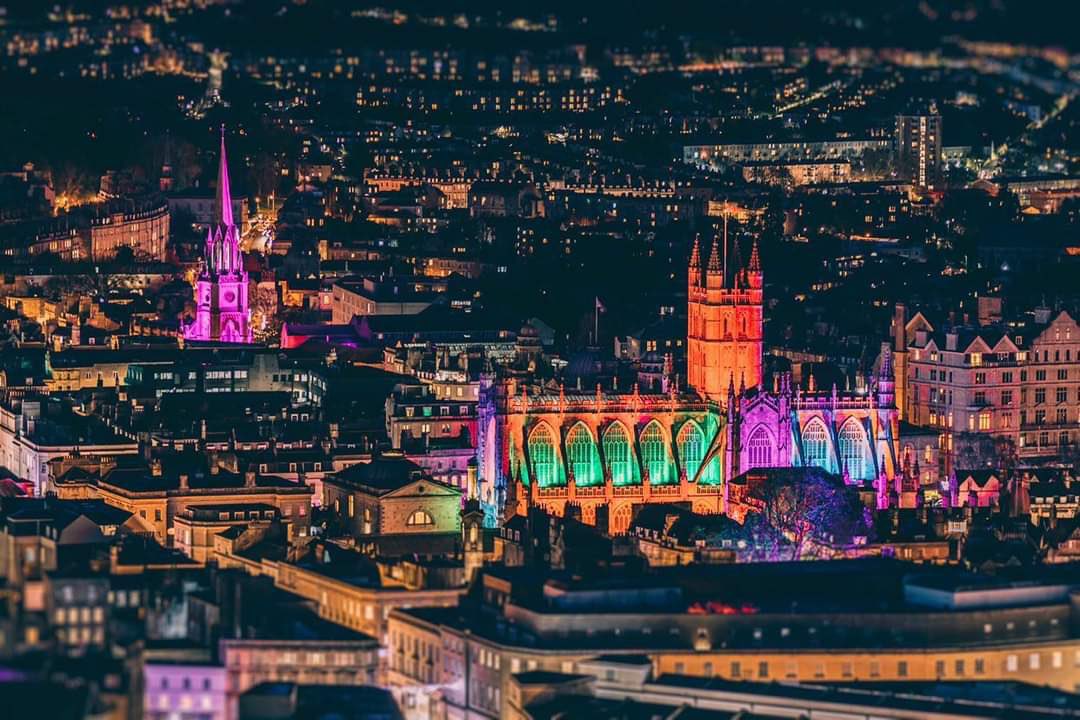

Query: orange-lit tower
[687,226,763,405]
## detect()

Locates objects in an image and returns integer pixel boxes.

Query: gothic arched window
[746,425,773,469]
[802,420,830,471]
[603,422,635,485]
[565,422,601,486]
[838,419,872,481]
[678,420,718,483]
[640,421,673,485]
[528,424,559,487]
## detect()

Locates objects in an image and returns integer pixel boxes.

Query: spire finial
[749,236,761,272]
[689,234,701,272]
[707,233,722,276]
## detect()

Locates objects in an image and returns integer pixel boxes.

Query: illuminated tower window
[640,421,673,485]
[802,420,830,471]
[566,423,601,486]
[747,425,773,469]
[528,424,559,487]
[603,422,635,485]
[838,419,871,481]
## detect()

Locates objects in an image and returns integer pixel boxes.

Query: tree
[749,469,870,560]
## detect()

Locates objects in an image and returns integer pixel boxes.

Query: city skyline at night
[0,2,1078,719]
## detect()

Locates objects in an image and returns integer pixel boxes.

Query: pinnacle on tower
[689,234,701,272]
[707,234,722,276]
[749,237,761,272]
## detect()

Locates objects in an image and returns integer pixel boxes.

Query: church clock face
[224,291,236,303]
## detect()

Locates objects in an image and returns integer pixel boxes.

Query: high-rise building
[183,129,252,344]
[895,104,942,193]
[686,228,764,403]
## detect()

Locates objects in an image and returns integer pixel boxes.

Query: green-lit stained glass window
[603,422,635,485]
[640,421,672,485]
[529,424,559,487]
[566,423,601,486]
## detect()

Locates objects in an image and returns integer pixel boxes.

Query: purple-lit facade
[183,130,252,344]
[144,662,227,720]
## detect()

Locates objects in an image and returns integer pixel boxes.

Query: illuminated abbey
[477,232,906,532]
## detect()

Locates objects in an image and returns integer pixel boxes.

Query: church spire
[216,125,234,229]
[749,237,761,272]
[689,234,701,272]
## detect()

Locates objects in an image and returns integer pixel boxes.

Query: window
[406,510,434,527]
[898,661,908,677]
[730,661,741,678]
[640,421,672,484]
[565,423,601,486]
[1030,653,1041,670]
[838,419,870,481]
[528,424,559,487]
[678,420,717,484]
[935,660,945,677]
[975,658,985,674]
[603,423,635,485]
[758,661,769,678]
[1006,655,1018,672]
[746,425,773,469]
[802,420,829,471]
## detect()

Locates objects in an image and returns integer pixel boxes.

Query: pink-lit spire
[216,125,234,230]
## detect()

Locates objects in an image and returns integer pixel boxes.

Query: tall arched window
[838,419,871,481]
[528,424,559,487]
[406,510,434,526]
[746,425,773,469]
[603,422,635,485]
[678,420,717,483]
[802,420,830,471]
[640,421,672,485]
[566,422,601,486]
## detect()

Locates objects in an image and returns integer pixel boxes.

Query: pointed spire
[749,237,761,272]
[689,234,701,272]
[707,233,722,276]
[216,124,234,230]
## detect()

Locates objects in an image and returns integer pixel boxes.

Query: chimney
[209,451,219,475]
[150,459,162,477]
[245,470,256,488]
[179,473,189,491]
